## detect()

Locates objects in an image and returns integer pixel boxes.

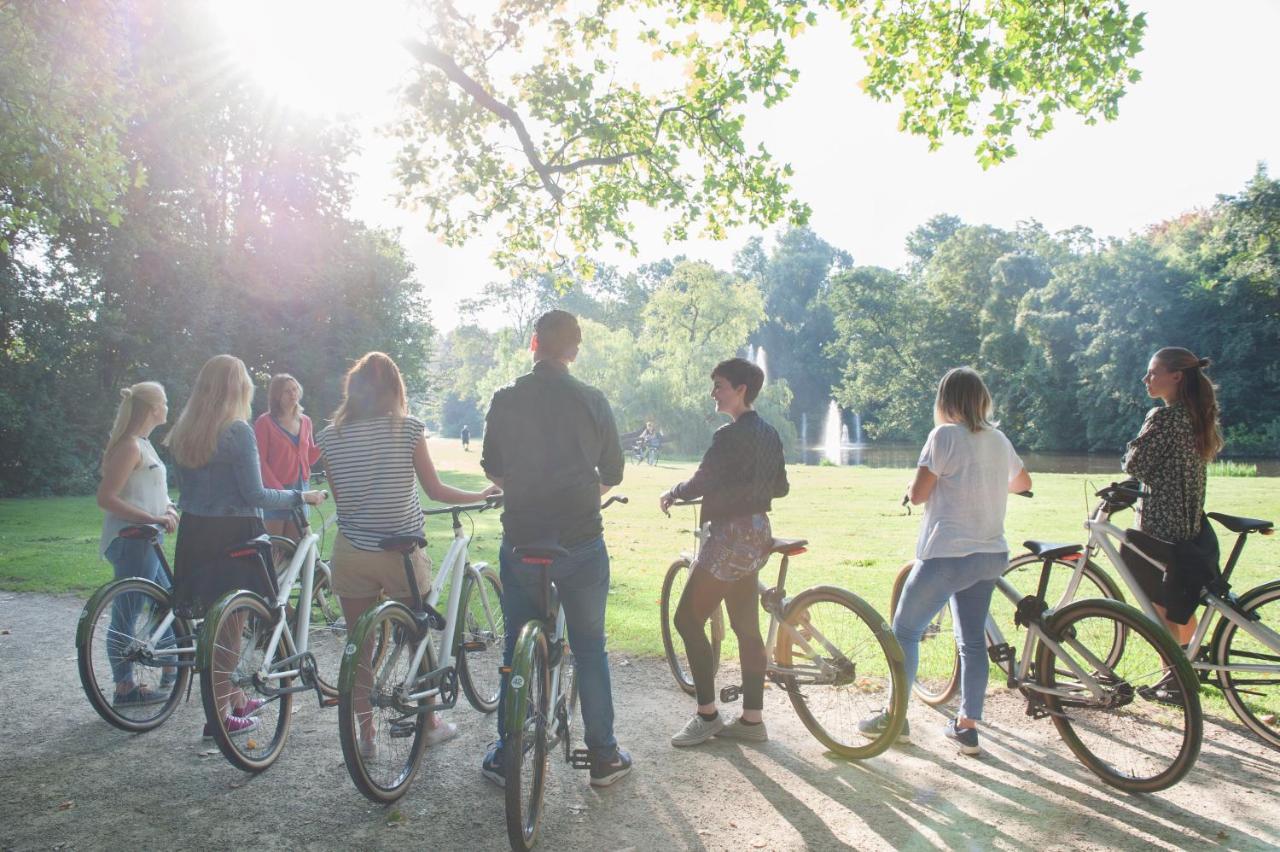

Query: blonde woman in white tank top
[97,382,179,704]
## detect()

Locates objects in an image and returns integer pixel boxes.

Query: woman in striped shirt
[317,351,499,754]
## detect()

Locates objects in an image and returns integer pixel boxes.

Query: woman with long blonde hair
[254,373,321,540]
[317,351,499,756]
[1122,347,1224,649]
[859,367,1031,757]
[97,381,179,705]
[167,355,327,738]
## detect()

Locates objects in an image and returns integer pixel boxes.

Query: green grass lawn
[3,437,1276,662]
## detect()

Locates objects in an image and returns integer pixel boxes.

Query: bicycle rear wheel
[77,578,195,732]
[660,558,722,695]
[1214,579,1280,750]
[776,586,908,758]
[888,560,959,705]
[338,601,431,803]
[458,566,505,713]
[197,591,294,772]
[1036,598,1202,792]
[505,627,551,852]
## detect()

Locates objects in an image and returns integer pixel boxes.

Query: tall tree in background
[394,1,1147,268]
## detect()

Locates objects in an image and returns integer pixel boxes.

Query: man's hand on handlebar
[658,490,676,517]
[302,489,328,506]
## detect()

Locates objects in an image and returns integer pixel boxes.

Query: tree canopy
[395,0,1146,268]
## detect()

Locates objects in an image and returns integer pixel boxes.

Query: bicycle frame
[1075,514,1280,677]
[981,575,1127,703]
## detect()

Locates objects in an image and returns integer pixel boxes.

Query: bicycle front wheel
[197,592,294,772]
[1036,598,1202,793]
[337,601,431,803]
[776,586,908,759]
[660,558,722,695]
[888,560,959,706]
[458,566,505,713]
[77,578,195,732]
[505,627,551,852]
[1214,579,1280,750]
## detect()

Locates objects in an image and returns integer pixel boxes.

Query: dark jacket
[672,410,789,524]
[481,361,624,546]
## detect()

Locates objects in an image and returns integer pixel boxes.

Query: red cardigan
[253,413,322,489]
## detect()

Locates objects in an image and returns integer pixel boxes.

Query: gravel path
[1,592,1277,851]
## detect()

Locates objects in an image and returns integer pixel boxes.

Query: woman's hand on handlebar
[302,489,328,505]
[480,484,503,502]
[154,507,178,534]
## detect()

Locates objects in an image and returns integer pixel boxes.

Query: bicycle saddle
[1023,540,1084,561]
[1207,512,1274,535]
[770,538,808,556]
[513,542,569,564]
[226,534,273,558]
[118,524,163,541]
[379,535,428,553]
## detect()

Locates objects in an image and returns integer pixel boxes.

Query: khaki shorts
[331,532,431,600]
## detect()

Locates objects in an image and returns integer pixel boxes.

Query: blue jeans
[893,552,1007,721]
[104,535,176,686]
[497,535,617,759]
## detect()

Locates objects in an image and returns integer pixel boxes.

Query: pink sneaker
[234,697,266,717]
[203,714,260,739]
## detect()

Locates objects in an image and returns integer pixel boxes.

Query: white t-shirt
[915,424,1024,561]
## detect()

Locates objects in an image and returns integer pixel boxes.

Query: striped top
[317,416,425,552]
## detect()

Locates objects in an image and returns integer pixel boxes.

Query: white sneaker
[671,713,724,747]
[424,720,459,747]
[715,716,768,743]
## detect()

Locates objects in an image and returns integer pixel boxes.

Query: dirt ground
[1,592,1278,851]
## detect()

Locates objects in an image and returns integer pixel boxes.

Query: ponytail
[1154,347,1224,462]
[102,382,166,472]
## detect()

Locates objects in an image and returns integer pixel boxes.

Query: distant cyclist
[479,310,631,788]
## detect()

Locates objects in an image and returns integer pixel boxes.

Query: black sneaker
[1138,670,1184,705]
[481,742,505,788]
[589,748,632,788]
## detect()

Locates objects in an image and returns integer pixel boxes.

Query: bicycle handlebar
[423,494,504,517]
[602,495,629,510]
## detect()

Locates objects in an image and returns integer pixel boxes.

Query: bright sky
[216,1,1280,332]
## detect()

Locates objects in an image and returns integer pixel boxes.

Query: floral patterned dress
[1123,402,1206,543]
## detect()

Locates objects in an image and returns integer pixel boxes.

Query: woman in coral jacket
[254,373,322,539]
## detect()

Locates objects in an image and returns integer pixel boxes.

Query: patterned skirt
[694,513,773,582]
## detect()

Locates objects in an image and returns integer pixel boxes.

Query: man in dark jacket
[479,310,631,788]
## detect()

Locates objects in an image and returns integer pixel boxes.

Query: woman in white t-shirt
[860,367,1031,756]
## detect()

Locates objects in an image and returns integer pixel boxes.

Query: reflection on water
[801,443,1280,477]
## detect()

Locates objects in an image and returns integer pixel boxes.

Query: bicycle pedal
[320,696,339,708]
[719,685,741,703]
[462,641,486,652]
[389,719,417,738]
[569,749,593,770]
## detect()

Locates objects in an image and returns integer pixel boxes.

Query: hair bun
[1198,357,1211,369]
[120,388,133,399]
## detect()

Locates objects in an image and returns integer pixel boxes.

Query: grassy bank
[3,438,1277,658]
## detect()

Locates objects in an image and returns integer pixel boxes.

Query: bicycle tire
[273,537,342,698]
[505,625,551,852]
[197,591,294,773]
[775,586,908,759]
[458,565,505,713]
[547,644,579,757]
[1213,579,1280,750]
[1036,598,1202,793]
[888,560,959,706]
[337,601,432,803]
[76,578,195,733]
[660,557,722,695]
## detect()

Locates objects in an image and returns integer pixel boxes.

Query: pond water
[800,443,1280,477]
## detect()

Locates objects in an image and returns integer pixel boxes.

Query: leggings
[673,567,766,711]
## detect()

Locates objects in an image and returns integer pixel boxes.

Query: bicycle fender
[502,621,545,739]
[75,577,172,647]
[194,583,270,670]
[1210,578,1280,652]
[336,599,415,696]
